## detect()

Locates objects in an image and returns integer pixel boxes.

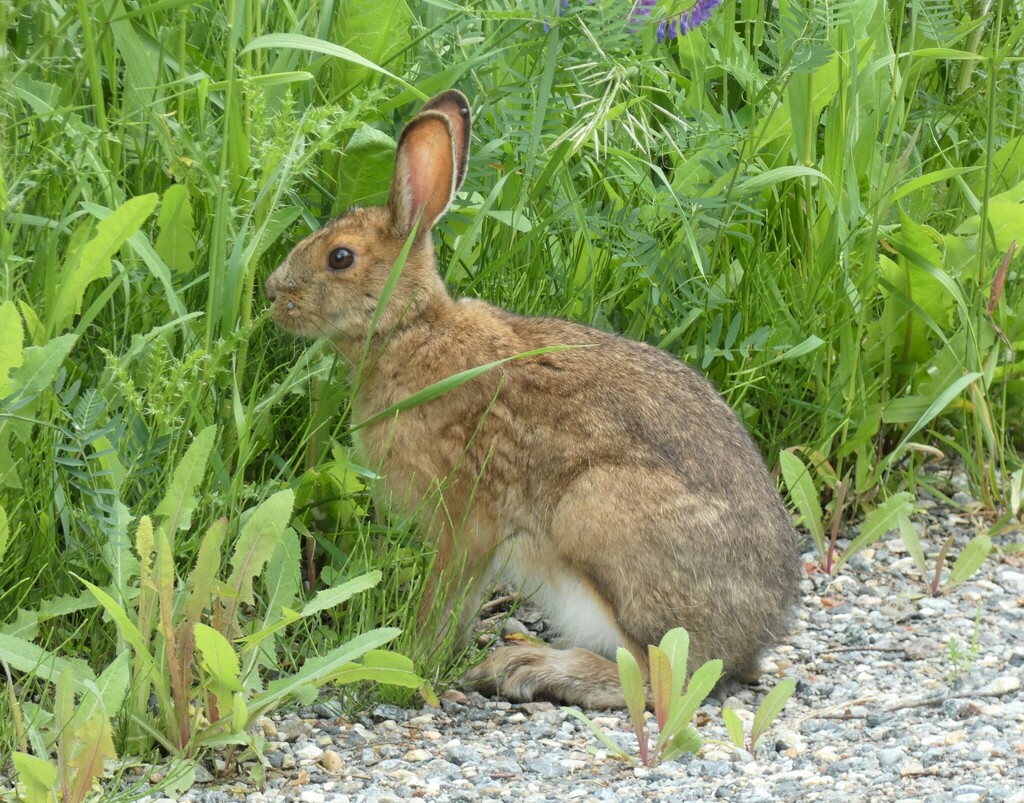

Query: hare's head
[265,90,471,343]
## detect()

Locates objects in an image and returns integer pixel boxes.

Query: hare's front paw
[462,644,630,710]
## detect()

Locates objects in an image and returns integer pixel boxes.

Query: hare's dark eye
[327,248,354,271]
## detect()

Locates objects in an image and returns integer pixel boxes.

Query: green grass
[1,0,1022,769]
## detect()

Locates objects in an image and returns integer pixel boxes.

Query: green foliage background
[1,0,1023,759]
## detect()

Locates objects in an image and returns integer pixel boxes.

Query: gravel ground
[10,492,1024,803]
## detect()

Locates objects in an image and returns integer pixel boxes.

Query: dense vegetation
[1,0,1022,788]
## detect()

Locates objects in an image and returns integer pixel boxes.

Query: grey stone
[877,747,907,767]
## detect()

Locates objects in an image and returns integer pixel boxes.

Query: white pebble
[294,744,323,762]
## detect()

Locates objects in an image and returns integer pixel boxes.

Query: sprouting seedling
[566,627,722,767]
[722,677,796,754]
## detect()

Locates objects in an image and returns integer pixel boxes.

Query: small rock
[502,617,531,637]
[878,747,906,767]
[981,675,1021,695]
[403,749,431,762]
[440,689,467,705]
[904,637,942,661]
[320,749,343,772]
[445,743,483,766]
[312,701,345,719]
[995,567,1024,592]
[813,747,839,763]
[192,764,214,783]
[372,704,408,723]
[256,716,277,738]
[277,718,311,742]
[299,791,325,803]
[294,743,324,762]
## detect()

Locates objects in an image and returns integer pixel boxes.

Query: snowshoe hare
[265,90,801,708]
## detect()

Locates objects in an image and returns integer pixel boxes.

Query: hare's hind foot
[463,644,639,710]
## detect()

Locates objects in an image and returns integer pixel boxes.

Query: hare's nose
[264,279,277,301]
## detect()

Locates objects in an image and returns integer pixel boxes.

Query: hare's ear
[388,90,471,235]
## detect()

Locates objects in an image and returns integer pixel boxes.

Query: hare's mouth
[270,298,323,338]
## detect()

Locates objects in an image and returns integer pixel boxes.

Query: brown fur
[265,90,801,709]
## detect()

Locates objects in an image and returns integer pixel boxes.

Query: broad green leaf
[154,425,217,536]
[1,590,107,640]
[759,335,825,367]
[334,125,397,211]
[134,516,156,642]
[662,659,722,742]
[835,492,914,570]
[879,212,955,362]
[50,194,158,333]
[100,499,136,616]
[253,627,400,713]
[300,570,382,618]
[0,300,24,395]
[894,166,981,201]
[78,578,153,674]
[0,436,21,491]
[228,491,295,606]
[648,645,672,731]
[69,712,118,802]
[751,677,796,749]
[361,649,415,670]
[943,535,992,590]
[0,632,96,687]
[659,627,689,700]
[248,525,302,669]
[897,513,928,575]
[328,664,425,689]
[10,74,60,114]
[231,691,249,733]
[153,524,177,660]
[779,450,825,553]
[55,667,74,775]
[957,199,1024,253]
[733,166,831,195]
[155,184,196,274]
[92,651,132,720]
[12,752,58,803]
[616,647,648,764]
[109,5,159,118]
[183,518,229,624]
[17,300,43,346]
[722,707,746,749]
[237,607,303,650]
[6,334,77,399]
[194,623,244,697]
[334,0,412,92]
[659,724,702,763]
[891,372,982,457]
[240,34,421,96]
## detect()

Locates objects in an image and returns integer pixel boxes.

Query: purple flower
[554,1,721,40]
[656,0,722,42]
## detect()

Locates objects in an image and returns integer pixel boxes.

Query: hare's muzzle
[264,269,309,334]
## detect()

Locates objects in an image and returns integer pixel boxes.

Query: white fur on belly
[497,543,626,659]
[532,574,626,659]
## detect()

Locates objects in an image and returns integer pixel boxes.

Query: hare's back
[502,312,768,493]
